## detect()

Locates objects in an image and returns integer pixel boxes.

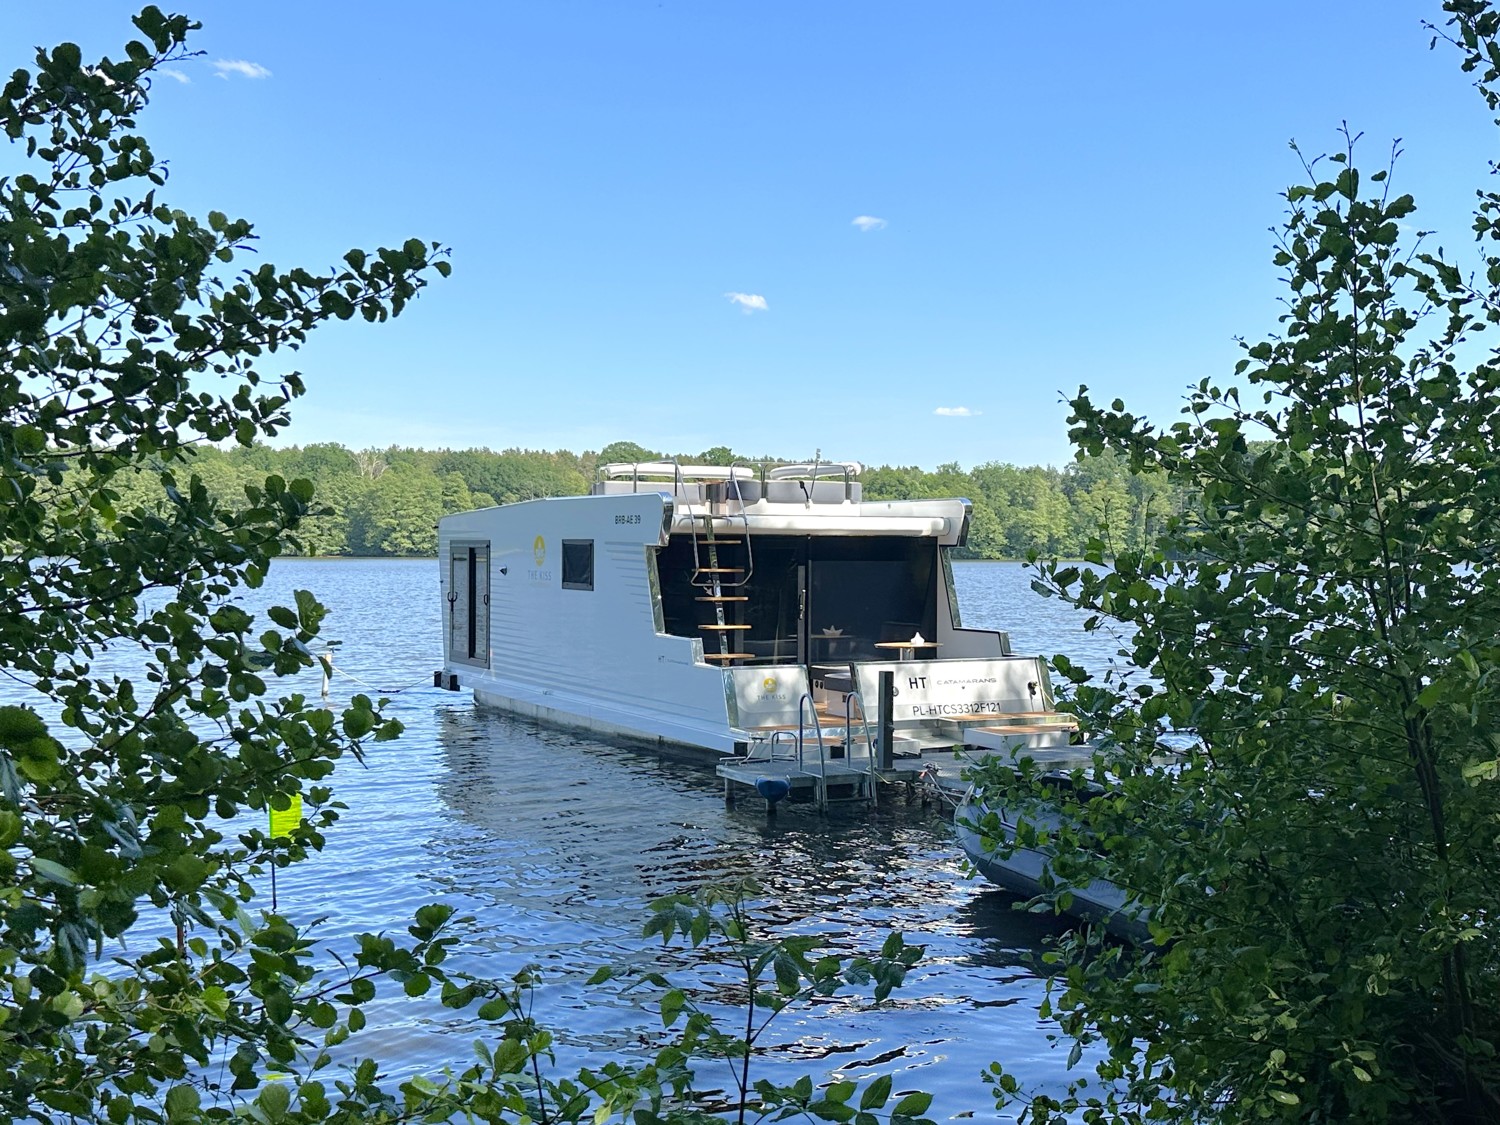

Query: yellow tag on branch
[268,794,303,840]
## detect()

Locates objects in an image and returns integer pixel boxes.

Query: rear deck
[716,704,1090,811]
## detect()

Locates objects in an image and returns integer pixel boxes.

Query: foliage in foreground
[970,4,1500,1122]
[0,10,935,1123]
[0,6,433,1117]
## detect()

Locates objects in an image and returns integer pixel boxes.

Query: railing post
[845,689,878,806]
[878,670,895,771]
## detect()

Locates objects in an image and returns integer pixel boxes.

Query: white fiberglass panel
[855,656,1054,723]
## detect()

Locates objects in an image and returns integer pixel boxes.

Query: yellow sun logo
[533,535,546,566]
[762,676,777,692]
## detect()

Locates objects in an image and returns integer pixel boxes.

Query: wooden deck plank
[929,709,1078,726]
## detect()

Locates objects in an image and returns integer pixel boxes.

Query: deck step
[742,724,848,736]
[716,759,877,808]
[967,721,1079,734]
[702,652,754,661]
[699,623,751,630]
[696,595,749,602]
[694,567,744,574]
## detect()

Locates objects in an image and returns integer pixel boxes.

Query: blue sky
[3,2,1492,469]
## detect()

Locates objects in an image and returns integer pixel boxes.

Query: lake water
[20,558,1132,1120]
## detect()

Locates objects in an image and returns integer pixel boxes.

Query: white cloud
[852,215,887,232]
[158,67,191,83]
[213,59,272,80]
[934,406,980,417]
[725,292,768,313]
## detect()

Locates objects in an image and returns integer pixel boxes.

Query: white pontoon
[436,460,1078,804]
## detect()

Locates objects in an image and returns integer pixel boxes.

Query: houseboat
[435,460,1080,804]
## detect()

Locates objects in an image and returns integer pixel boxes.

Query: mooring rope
[918,762,963,810]
[324,662,431,696]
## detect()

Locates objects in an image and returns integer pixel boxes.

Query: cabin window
[941,548,962,629]
[562,539,594,591]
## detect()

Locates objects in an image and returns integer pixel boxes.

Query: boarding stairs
[718,691,886,811]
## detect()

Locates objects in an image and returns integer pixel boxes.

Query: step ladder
[717,694,878,810]
[688,469,754,663]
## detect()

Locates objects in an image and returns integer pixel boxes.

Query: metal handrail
[721,460,755,587]
[677,457,754,590]
[599,461,757,483]
[754,730,798,761]
[842,689,879,806]
[796,693,829,809]
[764,460,861,501]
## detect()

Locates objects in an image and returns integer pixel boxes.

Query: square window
[562,539,594,590]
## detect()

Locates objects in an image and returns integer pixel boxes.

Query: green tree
[293,471,366,555]
[955,500,1003,559]
[860,463,926,501]
[996,466,1070,557]
[596,439,662,466]
[434,447,587,505]
[976,10,1500,1121]
[183,446,261,512]
[284,441,361,482]
[27,437,1205,561]
[0,9,457,1118]
[347,464,441,554]
[1122,459,1179,552]
[695,444,738,465]
[1060,453,1132,555]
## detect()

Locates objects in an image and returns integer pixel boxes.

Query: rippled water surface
[22,558,1132,1120]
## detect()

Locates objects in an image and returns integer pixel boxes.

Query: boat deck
[715,733,1102,813]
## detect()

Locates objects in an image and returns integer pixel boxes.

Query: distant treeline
[93,439,1195,559]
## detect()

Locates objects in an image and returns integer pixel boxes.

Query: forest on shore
[111,438,1194,559]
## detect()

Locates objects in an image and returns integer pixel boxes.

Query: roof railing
[598,459,862,486]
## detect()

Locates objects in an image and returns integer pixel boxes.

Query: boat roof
[598,460,865,482]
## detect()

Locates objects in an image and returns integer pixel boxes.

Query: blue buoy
[755,776,792,810]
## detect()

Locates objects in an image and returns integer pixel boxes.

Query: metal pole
[878,670,895,771]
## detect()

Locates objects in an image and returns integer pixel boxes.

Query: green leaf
[892,1092,933,1116]
[661,988,685,1027]
[859,1074,892,1110]
[826,1080,857,1104]
[806,1099,856,1122]
[258,1080,291,1121]
[341,707,375,739]
[267,605,298,630]
[164,1084,200,1121]
[493,1037,529,1075]
[30,857,77,886]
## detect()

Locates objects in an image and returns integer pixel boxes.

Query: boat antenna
[801,448,822,505]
